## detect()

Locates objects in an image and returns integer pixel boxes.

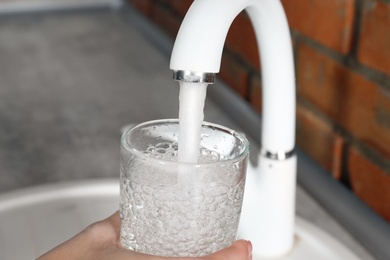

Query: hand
[38,211,252,260]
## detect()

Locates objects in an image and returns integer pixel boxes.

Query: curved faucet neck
[170,0,296,153]
[170,0,245,73]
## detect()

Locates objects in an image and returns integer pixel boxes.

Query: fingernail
[247,240,252,259]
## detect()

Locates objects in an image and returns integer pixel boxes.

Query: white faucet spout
[170,0,244,73]
[170,0,297,257]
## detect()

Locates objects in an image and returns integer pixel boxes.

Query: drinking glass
[119,119,249,257]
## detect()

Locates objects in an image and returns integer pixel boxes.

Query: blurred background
[0,0,389,259]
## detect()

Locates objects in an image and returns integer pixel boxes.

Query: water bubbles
[140,141,232,163]
[119,154,245,257]
[143,142,180,161]
[191,195,204,204]
[156,142,170,149]
[208,184,229,197]
[120,176,244,256]
[156,148,166,154]
[200,133,210,140]
[141,185,154,195]
[199,147,220,162]
[146,146,155,153]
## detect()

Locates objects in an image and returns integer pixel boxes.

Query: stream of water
[177,81,208,163]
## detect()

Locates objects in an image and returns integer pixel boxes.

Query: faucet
[170,0,296,258]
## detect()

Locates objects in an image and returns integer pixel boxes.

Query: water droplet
[156,148,166,154]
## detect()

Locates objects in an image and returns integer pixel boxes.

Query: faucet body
[170,0,297,257]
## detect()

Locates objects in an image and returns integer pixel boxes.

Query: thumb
[204,240,252,260]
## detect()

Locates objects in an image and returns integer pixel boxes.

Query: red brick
[332,136,345,180]
[347,147,390,222]
[296,104,345,177]
[371,89,390,157]
[249,75,262,113]
[297,43,374,130]
[130,0,154,15]
[219,52,250,98]
[282,0,355,54]
[170,0,193,17]
[225,12,260,70]
[358,0,390,75]
[297,42,390,159]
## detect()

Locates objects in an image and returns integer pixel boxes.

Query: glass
[119,119,249,257]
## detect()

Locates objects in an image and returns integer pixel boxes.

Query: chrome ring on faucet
[173,70,215,83]
[261,148,295,161]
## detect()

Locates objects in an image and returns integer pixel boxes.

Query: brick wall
[129,0,390,223]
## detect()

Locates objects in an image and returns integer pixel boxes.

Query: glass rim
[121,119,250,167]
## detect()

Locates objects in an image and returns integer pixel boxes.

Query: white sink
[0,179,361,259]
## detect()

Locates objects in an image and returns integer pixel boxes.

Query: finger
[204,240,252,260]
[105,211,121,233]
